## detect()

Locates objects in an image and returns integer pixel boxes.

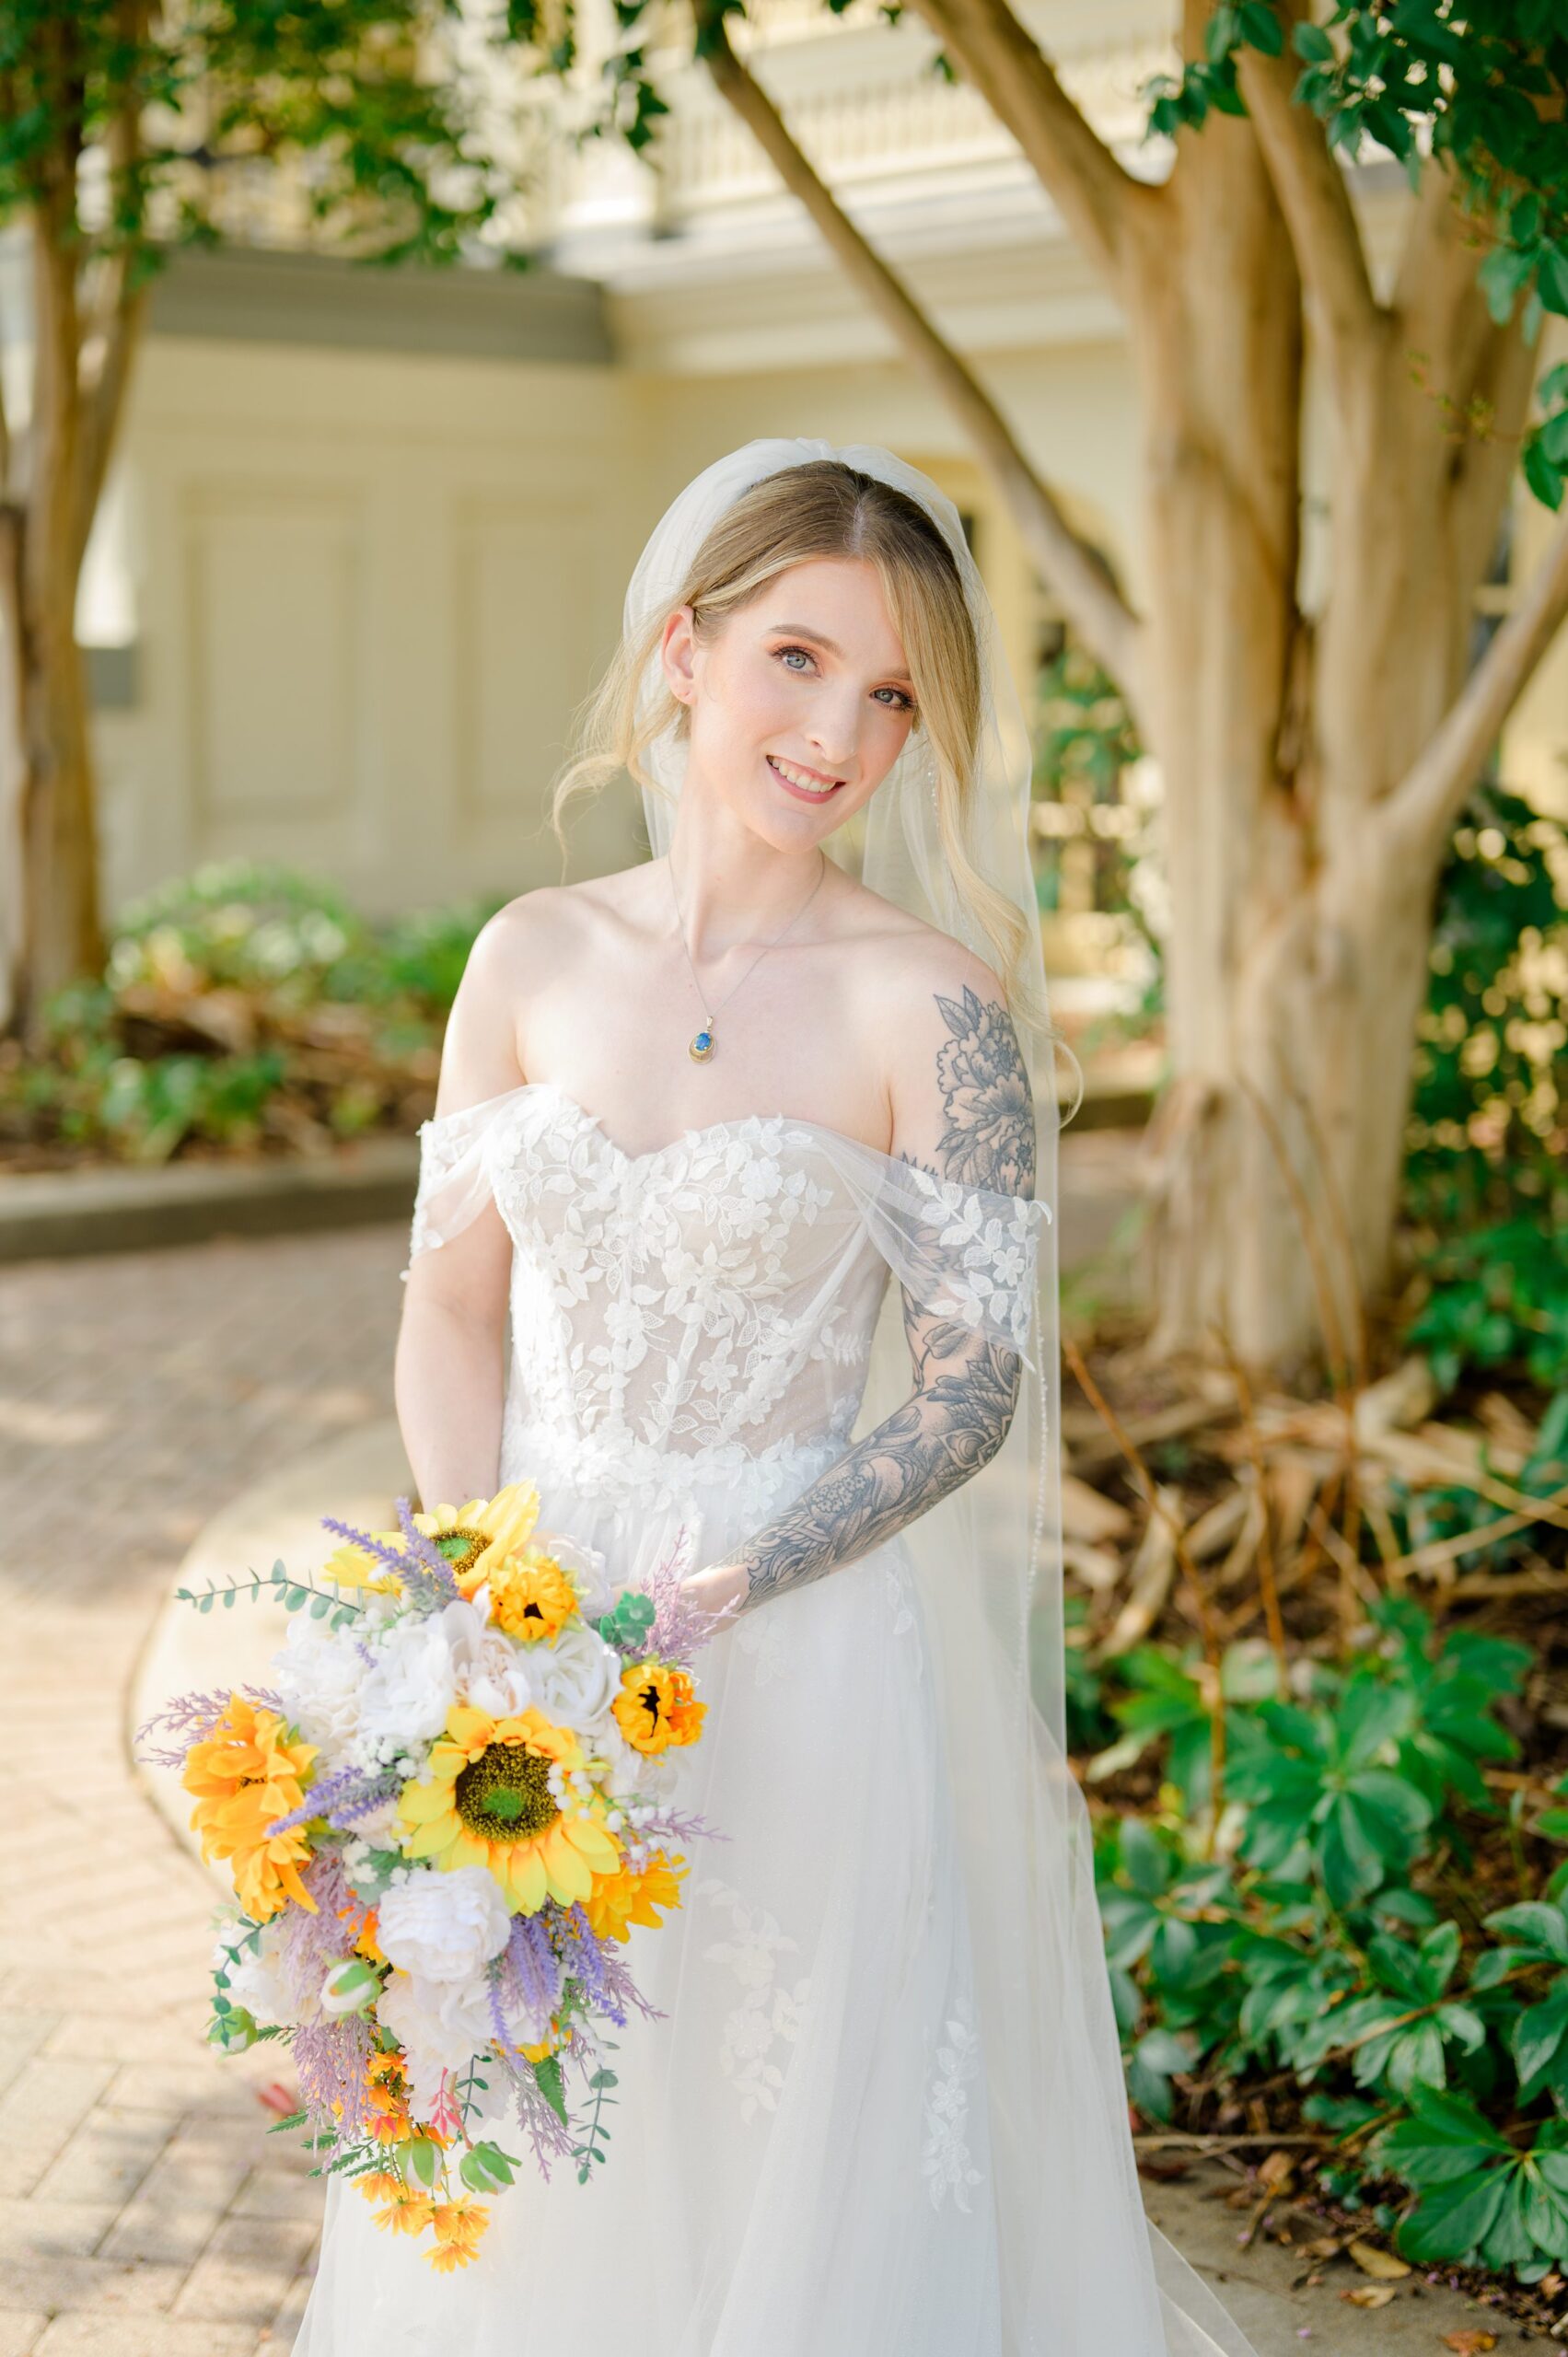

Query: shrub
[1091,1598,1568,2279]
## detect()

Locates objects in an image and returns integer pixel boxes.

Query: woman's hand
[678,1561,750,1620]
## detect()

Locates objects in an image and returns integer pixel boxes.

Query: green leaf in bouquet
[531,2052,568,2125]
[264,2108,308,2134]
[459,2142,518,2193]
[402,2137,442,2190]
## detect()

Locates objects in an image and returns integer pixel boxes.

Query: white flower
[271,1618,364,1754]
[376,1969,499,2120]
[357,1615,458,1751]
[528,1615,620,1724]
[377,1865,512,1985]
[215,1921,294,2028]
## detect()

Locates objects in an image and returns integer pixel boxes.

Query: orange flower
[583,1850,687,1944]
[486,1550,579,1643]
[370,2190,436,2239]
[427,2200,489,2271]
[182,1695,319,1922]
[612,1662,705,1756]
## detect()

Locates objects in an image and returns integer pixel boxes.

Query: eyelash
[772,644,915,714]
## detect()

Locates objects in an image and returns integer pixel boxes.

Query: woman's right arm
[393,911,528,1513]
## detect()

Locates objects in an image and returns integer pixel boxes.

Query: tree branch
[702,17,1145,704]
[1234,34,1380,379]
[908,0,1158,296]
[1386,505,1568,863]
[75,0,150,571]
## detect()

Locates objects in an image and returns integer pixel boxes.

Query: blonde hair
[552,460,1044,1025]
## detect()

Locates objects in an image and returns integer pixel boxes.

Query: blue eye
[875,686,916,714]
[775,645,815,673]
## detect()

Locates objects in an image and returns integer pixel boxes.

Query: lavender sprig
[640,1523,738,1663]
[394,1496,461,1595]
[319,1511,453,1615]
[266,1767,401,1838]
[134,1684,285,1768]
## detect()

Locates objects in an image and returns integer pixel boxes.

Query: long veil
[624,440,1259,2357]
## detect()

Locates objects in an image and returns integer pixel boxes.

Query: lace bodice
[406,1079,1045,1486]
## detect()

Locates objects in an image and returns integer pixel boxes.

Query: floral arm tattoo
[733,985,1036,1613]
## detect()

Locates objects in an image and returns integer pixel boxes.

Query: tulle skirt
[290,1427,1007,2356]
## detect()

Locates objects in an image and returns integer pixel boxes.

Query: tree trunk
[13,549,102,1043]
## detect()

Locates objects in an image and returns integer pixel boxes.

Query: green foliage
[1402,787,1568,1393]
[0,1,522,279]
[1147,5,1568,509]
[1089,1597,1568,2277]
[0,861,499,1165]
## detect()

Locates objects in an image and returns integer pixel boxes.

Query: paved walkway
[0,1228,404,2356]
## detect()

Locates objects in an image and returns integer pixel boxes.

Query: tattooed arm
[682,967,1037,1619]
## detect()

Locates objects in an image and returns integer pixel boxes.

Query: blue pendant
[690,1028,714,1062]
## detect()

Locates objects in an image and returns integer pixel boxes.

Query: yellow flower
[398,1704,621,1914]
[324,1480,542,1598]
[183,1695,319,1922]
[486,1548,580,1643]
[427,2200,489,2271]
[583,1850,687,1945]
[612,1662,705,1756]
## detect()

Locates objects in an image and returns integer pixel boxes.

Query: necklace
[668,850,826,1063]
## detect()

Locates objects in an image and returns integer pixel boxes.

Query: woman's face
[660,555,919,852]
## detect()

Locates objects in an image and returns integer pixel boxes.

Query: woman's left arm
[680,964,1036,1618]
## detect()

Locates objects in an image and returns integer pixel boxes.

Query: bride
[290,441,1259,2356]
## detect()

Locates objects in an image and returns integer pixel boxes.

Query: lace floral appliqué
[697,1875,813,2124]
[921,1990,984,2212]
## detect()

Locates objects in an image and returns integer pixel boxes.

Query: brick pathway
[0,1227,405,2356]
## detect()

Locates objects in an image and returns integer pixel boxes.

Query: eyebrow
[765,621,913,685]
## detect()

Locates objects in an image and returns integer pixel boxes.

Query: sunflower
[612,1662,705,1756]
[584,1850,687,1944]
[486,1548,579,1643]
[427,2200,490,2271]
[183,1694,319,1922]
[323,1480,542,1597]
[398,1703,621,1914]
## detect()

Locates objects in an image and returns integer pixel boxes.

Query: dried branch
[702,13,1145,702]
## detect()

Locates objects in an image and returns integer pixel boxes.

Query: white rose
[376,1969,498,2120]
[529,1615,621,1724]
[454,1622,539,1719]
[357,1615,458,1751]
[377,1865,512,1985]
[215,1921,295,2028]
[271,1617,364,1754]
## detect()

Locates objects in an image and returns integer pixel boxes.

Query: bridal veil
[624,438,1260,2357]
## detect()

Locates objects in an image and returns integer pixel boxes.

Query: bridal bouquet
[137,1480,720,2272]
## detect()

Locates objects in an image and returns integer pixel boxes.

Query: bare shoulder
[435,877,633,1115]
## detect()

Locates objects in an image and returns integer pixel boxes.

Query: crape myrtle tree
[522,0,1568,1369]
[0,1,524,1043]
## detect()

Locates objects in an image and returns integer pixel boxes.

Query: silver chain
[668,849,827,1040]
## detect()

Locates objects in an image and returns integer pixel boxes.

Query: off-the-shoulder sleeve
[806,1131,1050,1363]
[401,1084,530,1283]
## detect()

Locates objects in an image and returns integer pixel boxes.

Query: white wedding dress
[290,1076,1254,2357]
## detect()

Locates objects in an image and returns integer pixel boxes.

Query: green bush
[0,861,503,1166]
[1402,786,1568,1394]
[1091,1598,1568,2279]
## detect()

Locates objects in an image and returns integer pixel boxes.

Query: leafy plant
[1089,1597,1568,2277]
[0,862,502,1166]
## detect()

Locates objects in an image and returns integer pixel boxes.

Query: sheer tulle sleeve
[806,1132,1050,1366]
[400,1085,529,1283]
